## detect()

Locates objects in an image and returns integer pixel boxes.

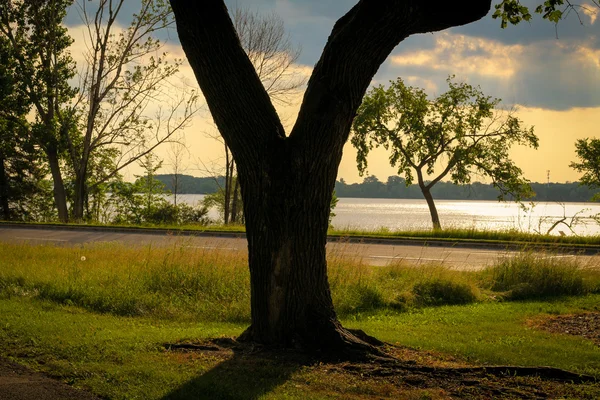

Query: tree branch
[170,0,285,169]
[290,0,491,163]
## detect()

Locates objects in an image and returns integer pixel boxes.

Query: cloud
[381,32,600,110]
[391,33,524,80]
[582,4,598,25]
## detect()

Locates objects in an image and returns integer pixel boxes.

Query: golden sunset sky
[65,1,600,184]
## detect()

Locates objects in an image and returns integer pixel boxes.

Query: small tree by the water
[352,76,539,230]
[571,138,600,202]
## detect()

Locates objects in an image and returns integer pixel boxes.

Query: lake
[173,194,600,236]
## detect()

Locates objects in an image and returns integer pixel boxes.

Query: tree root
[346,328,385,347]
[234,322,391,362]
[342,362,598,384]
[165,335,597,385]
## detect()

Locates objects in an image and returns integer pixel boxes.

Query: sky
[64,0,600,184]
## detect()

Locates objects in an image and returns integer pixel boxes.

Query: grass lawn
[0,242,599,399]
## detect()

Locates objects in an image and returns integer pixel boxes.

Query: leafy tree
[570,138,600,201]
[0,129,50,221]
[352,77,538,230]
[68,0,199,221]
[135,154,169,220]
[0,0,78,222]
[109,155,167,225]
[169,0,592,353]
[110,154,209,226]
[0,25,53,221]
[203,176,244,225]
[83,147,121,223]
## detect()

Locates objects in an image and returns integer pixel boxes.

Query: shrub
[176,203,210,225]
[334,283,385,315]
[486,253,585,300]
[412,279,477,306]
[145,202,179,224]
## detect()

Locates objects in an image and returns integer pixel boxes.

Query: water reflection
[334,198,600,235]
[172,195,600,236]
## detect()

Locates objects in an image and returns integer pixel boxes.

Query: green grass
[345,295,600,376]
[1,242,600,398]
[1,242,599,320]
[0,299,245,399]
[0,242,251,322]
[329,226,600,247]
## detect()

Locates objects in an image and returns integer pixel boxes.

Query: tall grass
[482,253,596,300]
[0,242,250,321]
[1,242,599,322]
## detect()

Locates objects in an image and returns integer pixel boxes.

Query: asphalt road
[1,226,598,270]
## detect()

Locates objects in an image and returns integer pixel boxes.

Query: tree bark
[224,145,231,224]
[421,185,442,230]
[170,0,491,351]
[47,147,69,223]
[72,171,86,222]
[239,167,353,348]
[0,154,10,220]
[417,170,442,230]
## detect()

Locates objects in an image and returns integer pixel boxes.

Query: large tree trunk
[47,148,69,223]
[170,0,491,351]
[0,154,10,220]
[237,153,365,348]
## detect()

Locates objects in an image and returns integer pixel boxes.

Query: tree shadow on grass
[161,341,307,400]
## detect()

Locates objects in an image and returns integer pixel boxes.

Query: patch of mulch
[165,338,600,399]
[535,312,600,345]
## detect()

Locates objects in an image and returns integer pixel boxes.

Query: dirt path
[0,358,99,400]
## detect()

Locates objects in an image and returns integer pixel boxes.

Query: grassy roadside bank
[0,242,599,398]
[3,220,600,248]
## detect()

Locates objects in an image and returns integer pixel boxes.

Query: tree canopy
[351,76,538,229]
[571,138,600,200]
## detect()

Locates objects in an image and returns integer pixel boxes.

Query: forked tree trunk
[170,0,491,351]
[47,148,69,223]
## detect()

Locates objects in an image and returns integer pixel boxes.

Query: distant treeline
[156,174,598,203]
[156,175,224,194]
[334,176,598,202]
